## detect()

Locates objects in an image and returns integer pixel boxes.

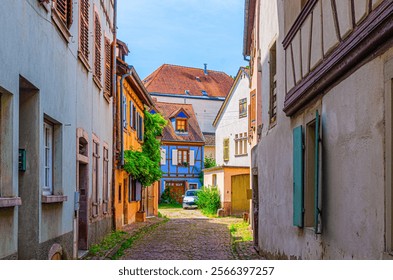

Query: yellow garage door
[231,174,250,215]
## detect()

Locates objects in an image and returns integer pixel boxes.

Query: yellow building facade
[114,41,158,230]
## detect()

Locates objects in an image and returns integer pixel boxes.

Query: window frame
[43,120,54,196]
[177,149,189,166]
[176,118,188,132]
[239,98,247,118]
[102,145,109,214]
[92,136,100,218]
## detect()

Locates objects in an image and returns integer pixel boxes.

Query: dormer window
[201,90,208,96]
[176,118,187,132]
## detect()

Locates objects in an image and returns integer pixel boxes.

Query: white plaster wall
[215,73,250,167]
[151,95,224,133]
[252,0,388,259]
[0,0,113,258]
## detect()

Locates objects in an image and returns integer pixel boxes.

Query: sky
[116,0,247,80]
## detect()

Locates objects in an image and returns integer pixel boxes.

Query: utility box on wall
[19,149,26,171]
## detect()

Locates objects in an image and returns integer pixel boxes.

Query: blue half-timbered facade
[154,102,205,203]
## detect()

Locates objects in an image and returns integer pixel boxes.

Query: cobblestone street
[119,208,263,260]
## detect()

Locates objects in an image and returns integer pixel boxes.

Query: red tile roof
[155,101,205,143]
[143,64,234,98]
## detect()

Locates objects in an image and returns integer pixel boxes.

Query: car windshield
[185,190,198,197]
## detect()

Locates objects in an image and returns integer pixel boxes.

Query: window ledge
[235,153,248,157]
[42,195,68,204]
[0,197,22,208]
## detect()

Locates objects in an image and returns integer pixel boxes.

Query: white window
[43,121,53,195]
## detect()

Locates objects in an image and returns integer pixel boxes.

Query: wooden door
[231,174,250,215]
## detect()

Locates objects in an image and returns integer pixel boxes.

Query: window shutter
[250,90,256,128]
[223,138,229,161]
[160,148,166,165]
[94,13,102,80]
[140,116,144,140]
[314,111,321,233]
[189,150,195,166]
[129,101,133,127]
[172,149,178,166]
[293,125,304,227]
[104,38,112,96]
[79,0,89,62]
[122,96,127,128]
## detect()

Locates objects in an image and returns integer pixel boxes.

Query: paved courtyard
[119,208,263,260]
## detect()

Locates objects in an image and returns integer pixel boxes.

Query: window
[212,174,217,186]
[102,146,109,214]
[235,133,248,156]
[177,149,189,166]
[239,98,247,118]
[136,112,144,141]
[160,148,166,165]
[92,138,99,217]
[104,38,112,97]
[129,101,133,128]
[223,138,229,161]
[93,12,102,84]
[122,96,127,128]
[43,121,54,195]
[293,111,321,233]
[176,118,187,132]
[269,42,277,125]
[128,176,136,202]
[79,0,90,66]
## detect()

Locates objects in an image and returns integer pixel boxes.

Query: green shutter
[293,125,304,227]
[314,111,321,233]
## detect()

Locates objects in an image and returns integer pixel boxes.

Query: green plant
[196,186,221,216]
[160,187,178,204]
[229,221,252,242]
[124,111,167,210]
[204,155,216,169]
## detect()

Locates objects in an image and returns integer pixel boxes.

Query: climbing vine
[123,110,167,187]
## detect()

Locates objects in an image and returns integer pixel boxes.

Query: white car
[182,189,201,209]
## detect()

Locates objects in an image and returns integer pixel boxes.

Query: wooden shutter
[104,38,112,96]
[189,150,195,166]
[250,90,256,128]
[314,111,321,233]
[56,0,67,23]
[94,13,102,80]
[79,0,89,62]
[223,138,229,161]
[160,148,166,165]
[172,149,178,166]
[293,125,304,227]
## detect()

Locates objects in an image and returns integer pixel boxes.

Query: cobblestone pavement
[119,208,264,260]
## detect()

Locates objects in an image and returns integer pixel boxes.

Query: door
[166,181,185,204]
[231,174,250,215]
[146,185,155,216]
[78,162,88,250]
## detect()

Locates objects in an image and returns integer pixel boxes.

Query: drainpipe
[119,66,133,166]
[112,0,117,230]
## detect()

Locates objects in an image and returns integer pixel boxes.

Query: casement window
[92,139,99,218]
[160,148,166,165]
[129,101,133,129]
[93,12,102,84]
[172,149,194,166]
[102,146,109,214]
[43,121,54,196]
[177,149,189,166]
[239,98,247,118]
[293,111,321,233]
[269,42,277,125]
[54,0,73,28]
[122,96,127,128]
[176,118,187,132]
[136,113,144,141]
[223,138,229,161]
[235,133,248,156]
[79,0,90,66]
[104,38,112,97]
[212,174,217,186]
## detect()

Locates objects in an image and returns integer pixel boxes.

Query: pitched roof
[203,133,215,146]
[143,64,234,98]
[155,101,205,143]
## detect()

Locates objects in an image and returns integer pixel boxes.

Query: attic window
[201,90,208,96]
[176,118,187,132]
[196,77,201,82]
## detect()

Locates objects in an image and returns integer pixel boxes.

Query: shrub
[196,186,221,215]
[160,187,178,204]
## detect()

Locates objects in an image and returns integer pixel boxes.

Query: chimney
[204,63,208,75]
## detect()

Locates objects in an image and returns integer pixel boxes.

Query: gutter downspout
[112,0,117,230]
[120,66,133,166]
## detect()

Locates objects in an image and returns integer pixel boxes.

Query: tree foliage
[123,110,167,187]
